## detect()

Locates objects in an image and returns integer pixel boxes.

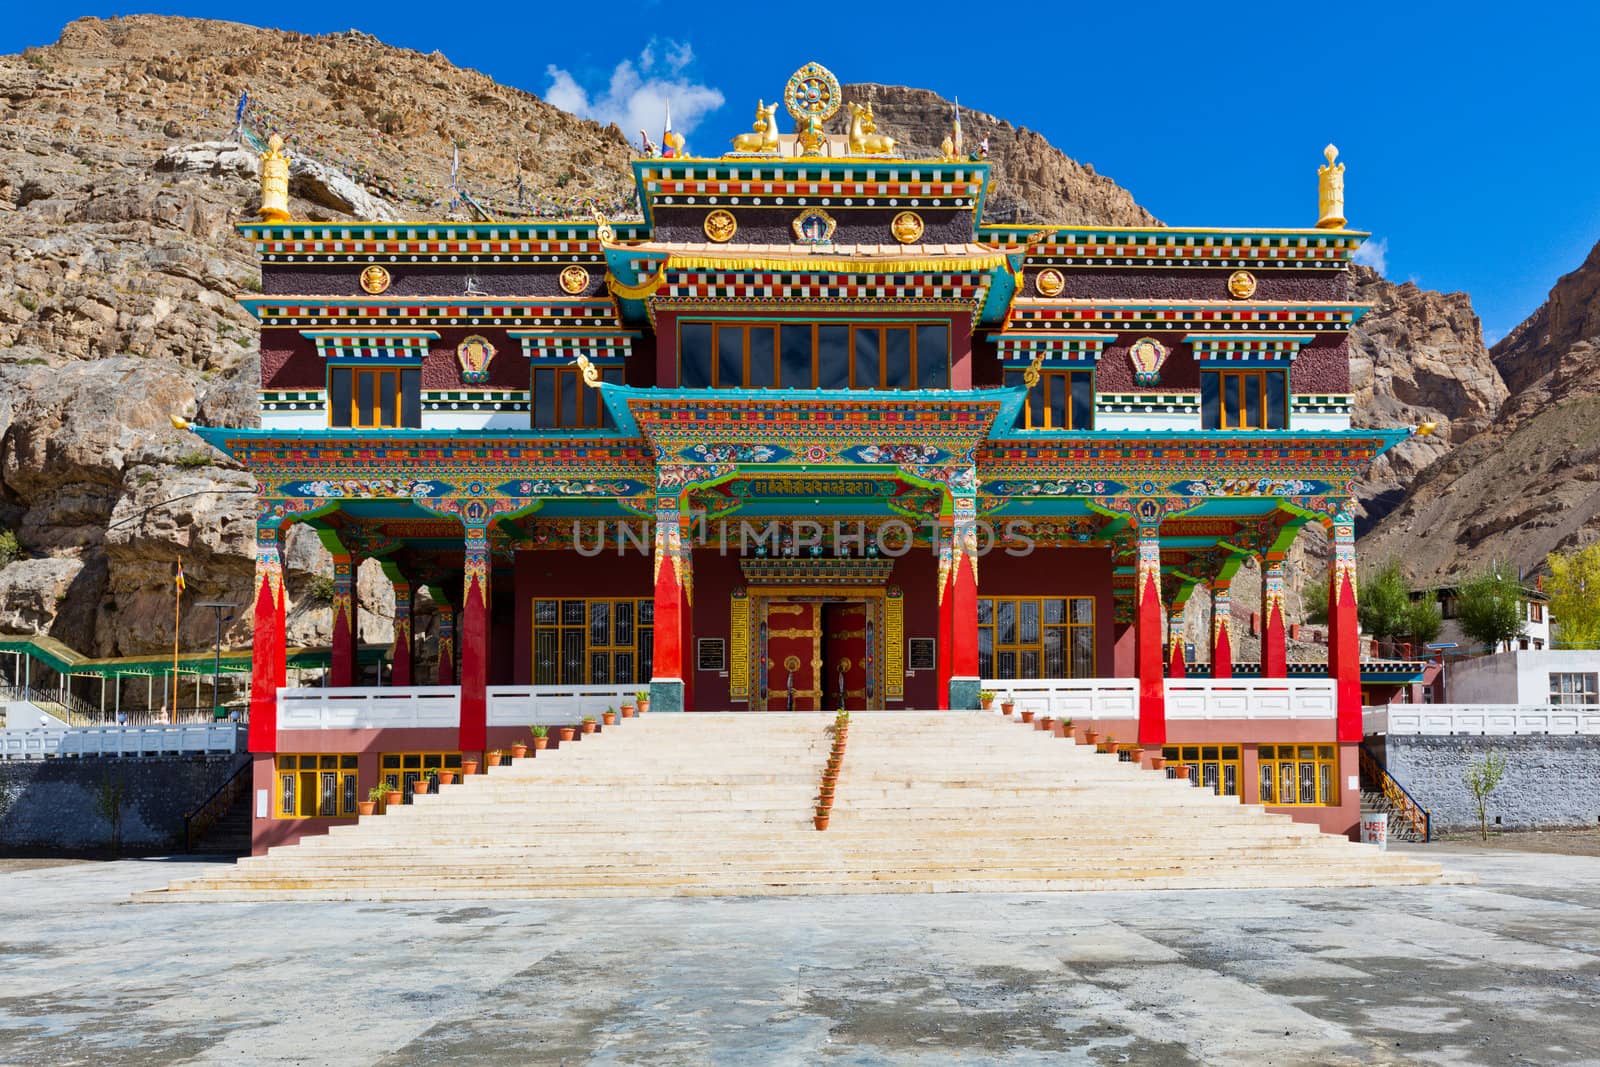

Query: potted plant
[1039,716,1054,732]
[1062,718,1074,739]
[531,725,549,750]
[1098,734,1117,754]
[462,756,479,776]
[486,749,503,767]
[979,689,996,710]
[581,715,597,735]
[1147,753,1167,771]
[1083,728,1100,746]
[602,707,617,726]
[413,774,431,796]
[383,782,403,808]
[814,806,830,831]
[620,699,635,718]
[1000,694,1015,716]
[636,690,650,714]
[557,725,576,742]
[360,784,384,816]
[511,739,529,759]
[437,767,456,786]
[1020,709,1035,724]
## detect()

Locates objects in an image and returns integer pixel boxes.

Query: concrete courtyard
[2,844,1598,1065]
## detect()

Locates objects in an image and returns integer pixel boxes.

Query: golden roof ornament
[731,101,779,154]
[784,62,842,156]
[846,102,895,156]
[1317,143,1346,229]
[258,133,291,223]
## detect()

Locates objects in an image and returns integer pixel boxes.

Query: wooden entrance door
[822,602,871,710]
[765,601,821,710]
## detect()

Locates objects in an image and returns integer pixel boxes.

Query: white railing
[276,686,461,730]
[986,679,1139,720]
[0,728,65,759]
[487,685,641,726]
[1365,704,1600,736]
[55,724,247,757]
[984,678,1336,720]
[1165,678,1336,720]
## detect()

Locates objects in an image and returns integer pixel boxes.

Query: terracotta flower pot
[437,770,456,786]
[638,700,650,714]
[461,760,479,776]
[621,704,635,718]
[1083,730,1100,745]
[558,727,575,742]
[533,737,548,750]
[813,815,830,831]
[1000,703,1014,716]
[981,697,995,710]
[1020,711,1035,724]
[384,790,403,808]
[1148,756,1167,771]
[580,721,596,735]
[511,743,528,759]
[602,712,617,726]
[413,778,430,795]
[486,751,503,767]
[357,801,376,816]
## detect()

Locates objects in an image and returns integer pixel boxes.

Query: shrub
[0,529,19,569]
[175,450,213,468]
[307,576,336,602]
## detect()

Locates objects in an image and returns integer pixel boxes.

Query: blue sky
[10,1,1600,342]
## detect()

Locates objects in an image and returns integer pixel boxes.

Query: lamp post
[196,601,238,719]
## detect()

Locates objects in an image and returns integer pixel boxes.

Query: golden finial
[1317,143,1346,229]
[258,133,291,223]
[1021,348,1046,389]
[573,353,602,389]
[1417,421,1437,437]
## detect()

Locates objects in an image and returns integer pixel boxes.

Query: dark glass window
[678,321,950,390]
[1006,368,1093,429]
[1202,369,1288,430]
[328,367,419,428]
[531,365,621,428]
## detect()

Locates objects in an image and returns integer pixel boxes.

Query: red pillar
[390,574,413,687]
[650,499,688,711]
[329,552,356,687]
[1211,581,1234,680]
[1261,552,1288,678]
[1329,509,1362,742]
[248,516,287,753]
[435,602,455,686]
[1134,521,1166,744]
[937,496,981,710]
[459,526,490,753]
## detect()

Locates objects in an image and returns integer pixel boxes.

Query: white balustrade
[0,728,65,759]
[1365,704,1600,736]
[488,685,641,726]
[55,724,247,756]
[1164,678,1336,720]
[276,686,461,730]
[984,679,1138,720]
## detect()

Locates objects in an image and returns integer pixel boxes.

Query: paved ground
[2,846,1599,1065]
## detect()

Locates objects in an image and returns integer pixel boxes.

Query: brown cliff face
[829,84,1157,227]
[1361,241,1600,582]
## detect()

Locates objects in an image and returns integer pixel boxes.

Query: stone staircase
[139,712,1459,902]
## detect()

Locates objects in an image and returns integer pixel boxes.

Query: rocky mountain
[0,14,1514,672]
[1359,238,1600,582]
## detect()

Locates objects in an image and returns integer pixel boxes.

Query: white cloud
[1352,236,1388,275]
[544,40,723,146]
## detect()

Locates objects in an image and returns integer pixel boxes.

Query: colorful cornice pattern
[980,226,1367,269]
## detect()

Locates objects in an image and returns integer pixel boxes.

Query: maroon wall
[977,547,1116,677]
[512,547,655,684]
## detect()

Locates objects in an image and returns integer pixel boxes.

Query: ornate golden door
[822,602,870,710]
[764,601,821,711]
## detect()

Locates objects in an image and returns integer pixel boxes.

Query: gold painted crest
[359,264,391,294]
[1035,269,1065,297]
[703,209,738,243]
[890,211,924,244]
[559,265,590,294]
[1227,270,1258,299]
[456,334,496,383]
[792,207,837,245]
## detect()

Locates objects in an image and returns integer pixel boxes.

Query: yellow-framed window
[275,754,359,818]
[977,597,1095,680]
[1257,744,1338,806]
[379,752,463,802]
[678,321,950,390]
[1161,745,1243,797]
[532,597,654,685]
[1005,368,1094,430]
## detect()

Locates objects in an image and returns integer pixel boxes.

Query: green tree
[1406,593,1443,648]
[1462,750,1507,841]
[1357,561,1413,640]
[1547,542,1600,649]
[0,529,18,569]
[1302,579,1329,626]
[1455,561,1528,653]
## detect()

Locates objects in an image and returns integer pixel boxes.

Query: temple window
[1005,368,1093,429]
[532,598,654,686]
[679,321,949,389]
[329,367,420,429]
[978,597,1094,679]
[379,752,464,801]
[532,365,623,429]
[1162,745,1242,797]
[1549,672,1598,705]
[275,754,359,818]
[1202,368,1287,430]
[1257,744,1337,806]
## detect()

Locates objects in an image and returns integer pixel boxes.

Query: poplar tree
[1547,543,1600,649]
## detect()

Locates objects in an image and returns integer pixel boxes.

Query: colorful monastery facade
[200,66,1417,851]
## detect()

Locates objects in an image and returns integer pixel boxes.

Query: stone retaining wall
[1374,735,1600,833]
[0,755,243,852]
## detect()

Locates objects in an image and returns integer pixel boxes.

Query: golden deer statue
[731,101,780,153]
[846,101,895,156]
